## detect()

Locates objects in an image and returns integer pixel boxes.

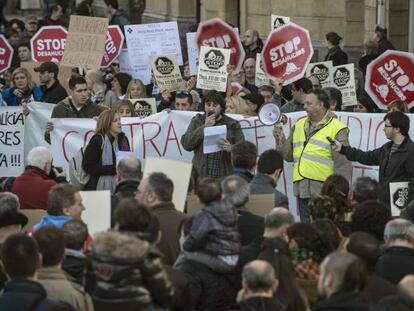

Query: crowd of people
[0,1,414,310]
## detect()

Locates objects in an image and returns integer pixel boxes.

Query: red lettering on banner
[374,120,385,149]
[254,119,266,149]
[366,118,373,150]
[162,121,182,156]
[83,130,95,146]
[346,116,363,149]
[239,119,252,128]
[62,130,78,162]
[352,165,379,177]
[122,122,141,152]
[142,122,162,158]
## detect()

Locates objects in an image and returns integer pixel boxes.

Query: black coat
[111,179,140,227]
[362,273,396,306]
[237,208,264,246]
[240,296,285,311]
[340,137,414,207]
[41,80,68,104]
[0,278,73,311]
[164,265,193,311]
[312,292,371,311]
[375,246,414,284]
[324,46,348,66]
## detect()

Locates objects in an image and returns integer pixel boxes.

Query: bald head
[242,260,277,295]
[264,207,294,239]
[117,157,142,181]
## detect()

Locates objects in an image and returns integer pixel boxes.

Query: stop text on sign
[378,59,414,101]
[202,35,236,53]
[269,36,305,68]
[37,38,66,51]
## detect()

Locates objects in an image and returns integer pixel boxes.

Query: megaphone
[258,103,285,126]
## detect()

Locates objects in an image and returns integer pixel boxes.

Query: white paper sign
[332,63,357,106]
[124,22,183,85]
[80,190,111,236]
[144,157,192,212]
[150,55,185,92]
[197,46,230,92]
[203,125,227,154]
[0,107,25,176]
[306,61,334,88]
[271,15,290,30]
[255,53,270,87]
[119,48,142,81]
[130,98,157,117]
[186,32,198,76]
[390,182,409,216]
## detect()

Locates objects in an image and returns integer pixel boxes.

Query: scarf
[96,134,118,192]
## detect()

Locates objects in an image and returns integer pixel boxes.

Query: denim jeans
[299,198,310,221]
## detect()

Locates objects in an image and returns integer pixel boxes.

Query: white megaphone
[258,103,286,126]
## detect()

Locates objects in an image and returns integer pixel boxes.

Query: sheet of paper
[80,190,111,236]
[390,181,409,216]
[332,63,357,106]
[255,53,270,87]
[203,124,227,154]
[118,48,143,81]
[186,32,198,76]
[144,157,192,212]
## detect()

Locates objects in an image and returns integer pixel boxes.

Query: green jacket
[181,113,244,178]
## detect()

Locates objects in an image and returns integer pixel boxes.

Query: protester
[125,78,147,99]
[230,141,257,182]
[111,72,132,99]
[332,111,414,208]
[258,85,275,103]
[351,176,379,204]
[4,28,20,68]
[18,42,33,62]
[2,67,43,106]
[225,95,250,114]
[279,77,312,113]
[0,233,72,310]
[275,89,351,220]
[35,61,68,104]
[358,39,378,78]
[324,32,348,66]
[115,99,136,117]
[39,4,66,27]
[242,58,257,93]
[181,90,244,179]
[83,109,130,191]
[244,92,265,116]
[12,147,66,210]
[85,69,118,108]
[373,25,395,55]
[388,99,409,113]
[174,91,194,111]
[136,172,185,265]
[104,0,130,30]
[242,29,262,59]
[323,87,343,111]
[375,219,414,284]
[354,95,376,113]
[18,15,39,44]
[249,149,289,208]
[0,193,27,243]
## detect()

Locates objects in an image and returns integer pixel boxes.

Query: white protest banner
[150,55,185,92]
[197,46,230,92]
[271,15,290,30]
[124,22,183,85]
[61,15,109,69]
[255,53,270,87]
[80,190,111,235]
[186,32,198,76]
[0,107,25,176]
[332,63,357,106]
[390,182,409,216]
[306,61,333,88]
[130,98,157,117]
[144,157,193,212]
[119,48,142,80]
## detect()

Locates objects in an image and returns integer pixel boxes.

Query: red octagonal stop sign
[261,22,313,85]
[365,50,414,110]
[0,34,13,73]
[30,26,67,63]
[195,17,245,72]
[101,25,124,68]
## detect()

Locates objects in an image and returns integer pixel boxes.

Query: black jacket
[111,179,140,227]
[0,278,73,311]
[312,292,371,311]
[41,80,68,104]
[164,265,193,311]
[83,133,130,190]
[62,250,86,286]
[240,296,285,311]
[362,273,396,306]
[250,173,289,208]
[375,246,414,284]
[340,137,414,207]
[237,207,264,246]
[324,46,348,66]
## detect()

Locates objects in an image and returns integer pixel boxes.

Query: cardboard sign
[332,63,357,106]
[143,157,193,212]
[0,107,25,176]
[271,15,290,30]
[80,190,111,235]
[255,53,270,87]
[390,182,409,216]
[130,98,157,117]
[186,32,199,76]
[61,15,109,69]
[150,55,185,92]
[306,61,334,88]
[124,21,183,85]
[196,46,230,92]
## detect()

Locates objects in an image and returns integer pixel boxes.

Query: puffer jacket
[86,231,173,311]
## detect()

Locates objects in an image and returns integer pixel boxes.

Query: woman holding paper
[82,109,130,192]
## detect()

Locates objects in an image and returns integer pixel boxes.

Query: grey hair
[27,147,52,170]
[264,208,294,230]
[352,176,378,203]
[86,69,104,85]
[221,176,250,207]
[0,192,20,214]
[384,219,414,243]
[117,157,142,180]
[242,260,275,292]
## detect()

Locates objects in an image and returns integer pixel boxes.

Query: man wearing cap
[35,62,68,104]
[18,15,39,45]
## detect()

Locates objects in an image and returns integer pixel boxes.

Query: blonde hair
[388,100,409,113]
[363,39,378,55]
[126,79,147,99]
[12,67,35,90]
[95,109,118,135]
[115,99,137,117]
[226,96,250,114]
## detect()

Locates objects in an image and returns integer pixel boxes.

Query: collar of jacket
[42,80,60,93]
[327,45,341,57]
[4,277,47,296]
[253,173,277,188]
[152,201,176,211]
[114,179,139,194]
[37,267,68,281]
[24,165,49,178]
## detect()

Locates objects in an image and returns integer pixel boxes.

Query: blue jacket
[2,86,43,106]
[0,278,73,311]
[33,215,72,232]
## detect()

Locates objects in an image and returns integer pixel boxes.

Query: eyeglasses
[384,124,393,128]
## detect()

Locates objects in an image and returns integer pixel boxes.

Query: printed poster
[271,15,290,30]
[150,55,185,92]
[196,46,230,92]
[306,61,334,88]
[332,63,357,106]
[255,53,270,87]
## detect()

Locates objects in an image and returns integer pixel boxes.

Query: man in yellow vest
[274,89,351,220]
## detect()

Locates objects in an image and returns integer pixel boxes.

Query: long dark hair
[258,238,308,311]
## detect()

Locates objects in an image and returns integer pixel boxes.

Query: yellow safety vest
[292,116,348,182]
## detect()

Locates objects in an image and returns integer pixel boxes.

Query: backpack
[69,134,103,189]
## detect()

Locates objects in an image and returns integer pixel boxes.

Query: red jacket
[12,166,57,210]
